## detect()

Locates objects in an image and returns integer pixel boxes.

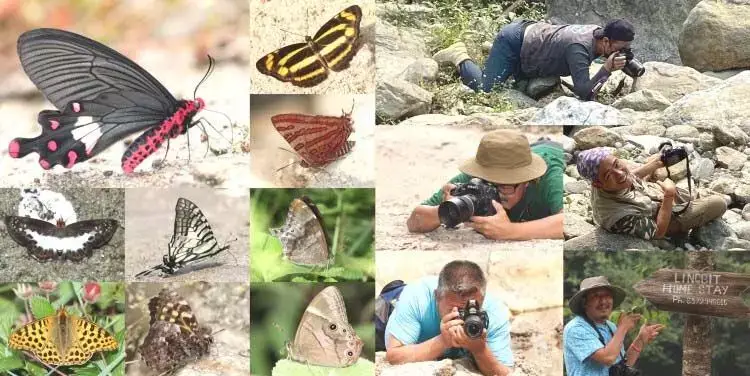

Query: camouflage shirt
[610,214,657,240]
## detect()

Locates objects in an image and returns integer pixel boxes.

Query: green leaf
[0,356,24,372]
[272,358,374,376]
[29,296,54,319]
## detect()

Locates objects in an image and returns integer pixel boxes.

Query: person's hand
[453,327,488,354]
[439,307,464,349]
[617,312,642,332]
[467,201,512,240]
[441,184,457,202]
[646,153,664,168]
[604,52,627,72]
[657,178,676,198]
[637,320,665,345]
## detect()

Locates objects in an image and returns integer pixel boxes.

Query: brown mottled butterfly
[139,290,213,373]
[270,196,331,266]
[287,286,363,367]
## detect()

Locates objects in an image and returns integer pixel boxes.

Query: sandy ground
[0,188,125,282]
[126,282,250,376]
[0,46,250,188]
[249,94,375,188]
[375,124,563,252]
[249,0,376,94]
[124,188,249,283]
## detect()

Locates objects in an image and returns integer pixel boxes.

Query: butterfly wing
[289,286,363,367]
[8,315,64,365]
[4,216,118,261]
[270,113,353,168]
[67,315,118,365]
[165,198,229,271]
[256,41,330,88]
[311,5,362,72]
[270,197,329,266]
[12,28,181,170]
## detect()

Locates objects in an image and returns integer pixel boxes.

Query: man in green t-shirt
[407,129,564,240]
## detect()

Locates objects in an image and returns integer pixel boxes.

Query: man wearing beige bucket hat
[563,276,664,376]
[407,129,564,240]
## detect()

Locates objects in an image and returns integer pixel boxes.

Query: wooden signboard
[633,268,750,319]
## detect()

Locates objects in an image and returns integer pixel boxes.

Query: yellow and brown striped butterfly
[8,308,118,366]
[256,5,362,87]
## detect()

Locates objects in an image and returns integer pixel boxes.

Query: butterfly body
[271,197,331,266]
[136,198,229,277]
[271,110,355,168]
[9,28,206,174]
[288,286,362,367]
[256,5,362,87]
[8,308,118,366]
[140,290,213,373]
[4,216,119,261]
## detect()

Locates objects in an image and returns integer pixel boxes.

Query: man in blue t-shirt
[384,260,513,376]
[563,276,664,376]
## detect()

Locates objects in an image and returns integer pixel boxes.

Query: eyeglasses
[496,183,522,195]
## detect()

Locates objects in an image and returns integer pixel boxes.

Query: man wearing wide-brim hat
[406,129,564,240]
[563,276,663,376]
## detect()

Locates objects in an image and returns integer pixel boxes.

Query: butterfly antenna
[193,55,215,100]
[195,120,212,158]
[275,160,299,172]
[199,110,236,146]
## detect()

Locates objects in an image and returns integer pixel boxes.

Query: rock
[622,135,670,154]
[709,176,739,195]
[564,213,596,240]
[564,180,590,195]
[572,126,623,150]
[376,79,433,121]
[631,62,722,102]
[521,76,561,99]
[546,0,700,64]
[375,19,430,82]
[703,69,745,80]
[665,125,700,141]
[527,97,630,126]
[678,0,750,72]
[692,220,735,250]
[734,184,750,206]
[715,146,747,171]
[612,89,672,111]
[560,135,576,153]
[564,228,660,251]
[565,164,581,179]
[661,71,750,133]
[610,124,666,137]
[690,157,715,180]
[397,114,464,127]
[742,204,750,221]
[566,193,591,218]
[720,237,750,250]
[480,108,540,127]
[713,124,749,147]
[723,210,743,224]
[497,89,539,109]
[617,109,665,131]
[561,63,632,99]
[399,58,439,84]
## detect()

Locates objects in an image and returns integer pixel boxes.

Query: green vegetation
[250,189,375,282]
[250,283,375,376]
[0,282,125,376]
[564,252,750,375]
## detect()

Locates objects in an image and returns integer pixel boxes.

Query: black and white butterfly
[3,216,119,262]
[9,28,213,174]
[135,198,229,277]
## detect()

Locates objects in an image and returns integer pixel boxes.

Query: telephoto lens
[438,195,476,228]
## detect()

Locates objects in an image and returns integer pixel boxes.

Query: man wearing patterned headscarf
[433,18,637,101]
[576,147,726,243]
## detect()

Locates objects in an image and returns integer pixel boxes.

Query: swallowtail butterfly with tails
[8,28,214,174]
[136,198,229,277]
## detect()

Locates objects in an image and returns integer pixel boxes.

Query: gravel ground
[0,188,125,282]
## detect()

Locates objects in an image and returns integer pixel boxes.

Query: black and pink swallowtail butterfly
[9,28,209,174]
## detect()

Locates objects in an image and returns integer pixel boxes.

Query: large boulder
[546,0,701,64]
[612,89,672,111]
[661,71,750,132]
[631,62,722,102]
[527,96,630,126]
[572,126,623,150]
[678,0,750,71]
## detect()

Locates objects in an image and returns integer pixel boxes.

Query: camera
[618,48,645,78]
[458,299,489,339]
[438,178,500,228]
[658,141,688,167]
[609,361,641,376]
